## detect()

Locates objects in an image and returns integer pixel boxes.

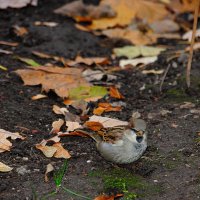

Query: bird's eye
[136,136,143,143]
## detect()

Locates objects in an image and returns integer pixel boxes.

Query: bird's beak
[136,130,144,137]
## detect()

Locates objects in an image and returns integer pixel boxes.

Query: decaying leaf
[15,66,90,98]
[13,25,28,37]
[53,143,71,159]
[142,69,164,75]
[45,163,54,182]
[66,121,82,132]
[120,56,158,68]
[52,105,69,115]
[0,64,8,71]
[109,86,124,99]
[67,55,109,66]
[36,142,71,159]
[58,131,89,137]
[84,121,104,131]
[0,162,13,172]
[0,129,25,153]
[114,45,165,59]
[31,94,47,100]
[0,0,38,9]
[88,115,128,128]
[17,57,41,67]
[69,85,108,101]
[87,0,168,30]
[54,0,115,20]
[93,102,122,115]
[180,102,195,109]
[0,40,19,46]
[34,21,58,27]
[94,193,123,200]
[50,119,65,134]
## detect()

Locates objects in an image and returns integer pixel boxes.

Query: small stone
[172,158,176,161]
[153,180,158,183]
[86,160,92,163]
[22,157,28,161]
[16,166,30,175]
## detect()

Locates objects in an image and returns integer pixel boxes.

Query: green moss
[90,168,162,199]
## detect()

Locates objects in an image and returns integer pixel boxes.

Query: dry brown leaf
[0,0,37,9]
[15,66,90,98]
[44,163,54,182]
[0,162,13,172]
[84,121,104,131]
[109,86,124,99]
[170,0,197,13]
[88,115,128,128]
[52,105,69,115]
[0,40,19,47]
[93,102,121,115]
[88,0,168,30]
[0,129,25,153]
[102,28,157,45]
[53,143,71,159]
[94,194,123,200]
[31,94,47,100]
[50,119,65,134]
[54,0,115,20]
[66,121,82,132]
[67,55,109,66]
[34,21,58,27]
[58,131,89,137]
[13,25,28,37]
[180,102,195,109]
[36,144,57,158]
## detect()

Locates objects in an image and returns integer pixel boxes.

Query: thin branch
[186,0,200,88]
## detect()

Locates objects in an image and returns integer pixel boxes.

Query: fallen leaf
[84,121,104,131]
[180,102,195,109]
[0,162,13,172]
[15,66,90,98]
[0,129,25,153]
[45,163,54,182]
[52,105,69,115]
[0,49,13,55]
[132,111,141,119]
[170,0,197,13]
[53,143,71,159]
[0,0,38,9]
[171,123,178,128]
[82,69,117,82]
[69,85,107,100]
[102,28,156,45]
[0,65,8,71]
[13,25,28,37]
[88,115,128,128]
[0,40,19,46]
[120,56,158,68]
[58,131,89,137]
[54,0,115,20]
[17,57,41,67]
[36,144,57,158]
[93,102,122,115]
[142,69,164,75]
[109,86,124,99]
[114,45,165,59]
[88,0,168,30]
[67,55,109,66]
[50,119,65,134]
[34,21,58,27]
[182,29,200,42]
[94,193,123,200]
[31,94,47,100]
[66,121,82,132]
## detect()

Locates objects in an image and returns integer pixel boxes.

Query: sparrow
[78,118,147,164]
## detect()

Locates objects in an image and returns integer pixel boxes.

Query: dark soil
[0,1,200,200]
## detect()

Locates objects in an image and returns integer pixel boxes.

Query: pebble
[22,157,28,161]
[153,180,158,183]
[16,166,31,175]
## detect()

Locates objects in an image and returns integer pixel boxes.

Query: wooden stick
[186,0,200,88]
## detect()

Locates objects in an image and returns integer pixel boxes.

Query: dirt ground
[0,0,200,200]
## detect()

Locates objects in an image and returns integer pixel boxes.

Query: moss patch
[90,168,162,199]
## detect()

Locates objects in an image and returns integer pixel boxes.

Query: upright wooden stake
[186,0,200,88]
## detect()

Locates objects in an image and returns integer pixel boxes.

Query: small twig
[159,63,171,92]
[186,0,200,88]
